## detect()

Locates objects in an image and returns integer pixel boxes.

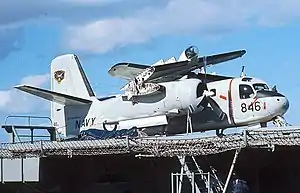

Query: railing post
[171,173,174,193]
[243,129,248,147]
[222,148,241,193]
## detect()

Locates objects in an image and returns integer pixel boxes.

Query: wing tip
[14,84,27,89]
[240,49,246,56]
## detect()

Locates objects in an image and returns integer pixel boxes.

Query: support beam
[177,155,201,193]
[222,148,241,193]
[191,156,214,192]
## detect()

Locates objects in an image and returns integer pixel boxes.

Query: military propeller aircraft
[14,46,289,139]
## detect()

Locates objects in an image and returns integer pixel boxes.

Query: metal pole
[210,166,223,191]
[186,110,189,133]
[21,158,24,183]
[178,156,185,193]
[192,172,195,193]
[171,173,174,193]
[208,172,211,193]
[243,130,248,147]
[12,125,21,142]
[188,112,193,133]
[126,136,130,150]
[31,129,34,144]
[1,158,3,183]
[222,149,241,193]
[176,174,179,193]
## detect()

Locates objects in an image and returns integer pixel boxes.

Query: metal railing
[2,115,55,143]
[1,126,300,159]
[171,172,211,193]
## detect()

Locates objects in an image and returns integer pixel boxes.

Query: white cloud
[20,74,50,87]
[0,0,163,60]
[0,74,50,114]
[0,0,129,29]
[0,91,10,109]
[66,0,300,53]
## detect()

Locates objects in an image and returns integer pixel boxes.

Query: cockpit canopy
[252,83,269,91]
[239,77,270,99]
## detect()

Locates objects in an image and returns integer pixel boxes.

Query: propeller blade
[206,97,226,120]
[189,96,205,113]
[196,97,208,109]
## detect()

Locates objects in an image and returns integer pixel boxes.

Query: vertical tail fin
[51,54,95,98]
[50,54,94,138]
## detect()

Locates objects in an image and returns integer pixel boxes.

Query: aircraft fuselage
[59,76,289,137]
[59,78,204,136]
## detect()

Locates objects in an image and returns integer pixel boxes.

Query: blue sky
[0,0,300,141]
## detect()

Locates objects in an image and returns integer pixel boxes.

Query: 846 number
[241,102,261,113]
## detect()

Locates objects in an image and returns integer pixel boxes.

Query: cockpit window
[239,84,254,99]
[253,83,269,91]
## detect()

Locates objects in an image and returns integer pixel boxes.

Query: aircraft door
[231,81,256,124]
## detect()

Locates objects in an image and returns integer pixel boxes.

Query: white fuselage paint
[62,77,289,137]
[17,54,289,138]
[205,77,289,126]
[63,78,203,136]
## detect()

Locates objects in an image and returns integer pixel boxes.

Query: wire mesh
[1,127,300,159]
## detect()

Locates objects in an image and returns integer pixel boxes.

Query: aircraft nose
[256,90,289,116]
[282,96,289,112]
[274,95,289,116]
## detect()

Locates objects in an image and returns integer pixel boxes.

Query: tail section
[50,54,94,138]
[51,54,95,98]
[15,54,95,138]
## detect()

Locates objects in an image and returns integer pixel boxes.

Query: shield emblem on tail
[54,70,65,84]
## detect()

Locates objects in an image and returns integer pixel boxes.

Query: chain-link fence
[1,127,300,159]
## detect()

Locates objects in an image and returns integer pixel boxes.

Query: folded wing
[108,49,246,83]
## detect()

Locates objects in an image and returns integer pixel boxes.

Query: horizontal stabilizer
[14,85,92,105]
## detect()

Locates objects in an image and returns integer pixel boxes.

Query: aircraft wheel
[216,129,225,138]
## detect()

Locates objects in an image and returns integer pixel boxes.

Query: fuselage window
[239,84,254,99]
[253,83,269,91]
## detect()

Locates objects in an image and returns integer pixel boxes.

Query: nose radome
[276,95,289,116]
[282,96,289,112]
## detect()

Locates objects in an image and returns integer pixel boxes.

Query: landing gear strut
[216,129,225,137]
[272,116,290,127]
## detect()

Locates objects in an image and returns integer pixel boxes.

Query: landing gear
[272,116,291,127]
[216,129,225,137]
[133,127,148,137]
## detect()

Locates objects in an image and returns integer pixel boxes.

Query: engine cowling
[175,78,203,110]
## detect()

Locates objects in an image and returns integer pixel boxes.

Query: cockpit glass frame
[239,84,255,99]
[252,83,269,91]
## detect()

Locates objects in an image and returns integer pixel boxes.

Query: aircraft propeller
[188,56,227,121]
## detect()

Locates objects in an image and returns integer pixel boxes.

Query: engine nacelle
[163,78,205,113]
[160,78,202,112]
